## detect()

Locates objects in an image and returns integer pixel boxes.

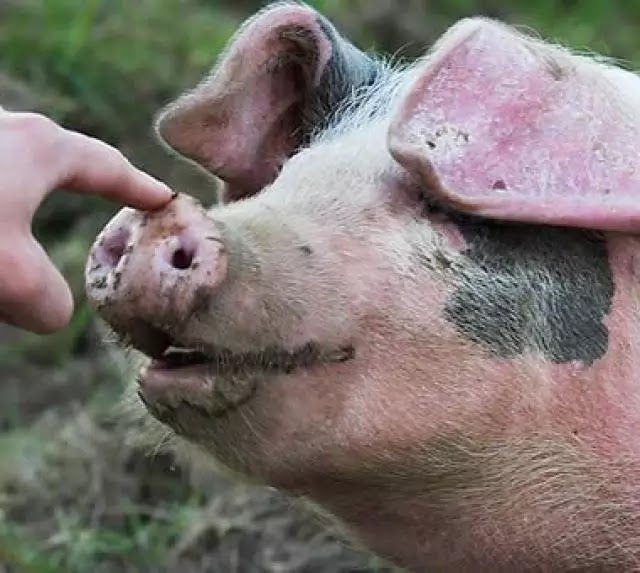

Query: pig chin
[124,321,356,427]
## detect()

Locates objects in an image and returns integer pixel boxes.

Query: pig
[84,2,640,571]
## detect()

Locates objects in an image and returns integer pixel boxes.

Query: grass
[0,500,201,572]
[1,0,640,571]
[0,0,239,141]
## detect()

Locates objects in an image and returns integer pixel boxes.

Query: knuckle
[2,112,61,161]
[3,112,57,140]
[103,144,133,182]
[100,139,129,168]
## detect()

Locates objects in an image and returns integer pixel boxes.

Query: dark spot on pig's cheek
[145,400,178,428]
[443,218,613,365]
[209,374,259,417]
[412,243,455,273]
[299,245,313,256]
[413,247,435,271]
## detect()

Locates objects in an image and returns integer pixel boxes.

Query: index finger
[56,128,174,210]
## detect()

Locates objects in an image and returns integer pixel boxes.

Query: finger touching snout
[56,130,174,210]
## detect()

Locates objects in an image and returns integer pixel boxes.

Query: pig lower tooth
[164,346,196,355]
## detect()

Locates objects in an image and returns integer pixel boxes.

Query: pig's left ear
[388,18,640,233]
[155,4,380,201]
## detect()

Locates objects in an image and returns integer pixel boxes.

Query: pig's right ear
[155,3,379,202]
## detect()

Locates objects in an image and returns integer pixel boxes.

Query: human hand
[0,108,173,334]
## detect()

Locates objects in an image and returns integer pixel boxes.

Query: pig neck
[303,363,640,572]
[301,233,640,571]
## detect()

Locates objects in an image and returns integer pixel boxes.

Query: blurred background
[0,0,639,571]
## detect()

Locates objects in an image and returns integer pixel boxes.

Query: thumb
[0,237,73,334]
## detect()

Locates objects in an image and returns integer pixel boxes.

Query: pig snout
[85,194,227,355]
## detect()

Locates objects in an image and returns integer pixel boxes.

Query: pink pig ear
[388,18,640,233]
[156,3,379,202]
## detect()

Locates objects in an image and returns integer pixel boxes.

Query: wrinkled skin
[85,3,640,571]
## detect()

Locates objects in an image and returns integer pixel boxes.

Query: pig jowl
[85,4,640,572]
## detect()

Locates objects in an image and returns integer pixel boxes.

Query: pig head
[84,3,640,571]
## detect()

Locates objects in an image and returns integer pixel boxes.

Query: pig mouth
[135,341,355,426]
[116,319,354,422]
[116,319,355,377]
[149,342,356,375]
[129,326,355,423]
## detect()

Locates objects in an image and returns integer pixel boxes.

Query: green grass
[0,0,239,142]
[0,500,205,573]
[0,523,62,573]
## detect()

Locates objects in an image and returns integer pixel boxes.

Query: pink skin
[0,109,172,334]
[85,189,640,572]
[304,233,640,571]
[85,10,640,572]
[156,3,333,200]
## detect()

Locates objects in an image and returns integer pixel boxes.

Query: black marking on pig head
[301,17,384,137]
[443,218,613,365]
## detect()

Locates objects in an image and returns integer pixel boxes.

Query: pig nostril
[162,232,199,271]
[170,245,196,270]
[167,232,199,270]
[95,227,131,269]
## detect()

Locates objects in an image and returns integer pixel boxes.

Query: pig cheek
[215,297,457,483]
[156,285,474,484]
